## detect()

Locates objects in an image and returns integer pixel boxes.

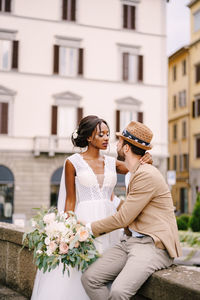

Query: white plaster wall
[0,13,167,83]
[0,0,168,159]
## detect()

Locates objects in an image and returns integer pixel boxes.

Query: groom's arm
[91,171,155,237]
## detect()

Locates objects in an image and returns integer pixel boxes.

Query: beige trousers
[81,235,173,300]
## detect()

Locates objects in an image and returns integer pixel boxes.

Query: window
[196,136,200,158]
[62,0,76,21]
[173,124,177,141]
[53,38,83,77]
[194,9,200,32]
[183,154,189,171]
[123,4,136,30]
[182,120,187,139]
[173,65,176,81]
[173,95,177,110]
[0,31,18,71]
[173,155,177,170]
[195,63,200,83]
[0,165,14,223]
[180,188,188,213]
[122,53,143,82]
[50,167,63,207]
[178,90,187,107]
[115,97,143,132]
[51,91,83,137]
[182,59,186,75]
[192,97,200,118]
[0,102,8,134]
[0,0,12,12]
[0,85,15,135]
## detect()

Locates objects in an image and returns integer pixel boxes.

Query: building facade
[168,47,190,213]
[188,0,200,208]
[0,0,168,223]
[168,0,200,213]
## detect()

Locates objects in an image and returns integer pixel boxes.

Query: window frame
[172,65,177,81]
[0,30,18,72]
[115,96,143,133]
[119,44,143,83]
[62,0,76,22]
[196,135,200,159]
[53,37,83,77]
[0,0,12,13]
[0,85,15,136]
[52,91,82,137]
[193,9,200,32]
[195,63,200,84]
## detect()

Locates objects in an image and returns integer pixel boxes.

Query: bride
[31,115,152,300]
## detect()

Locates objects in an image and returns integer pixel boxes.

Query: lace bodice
[68,153,117,207]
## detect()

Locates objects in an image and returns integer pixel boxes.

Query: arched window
[50,167,63,207]
[0,165,14,223]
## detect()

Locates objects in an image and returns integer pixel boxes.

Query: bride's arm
[116,152,153,174]
[64,160,76,212]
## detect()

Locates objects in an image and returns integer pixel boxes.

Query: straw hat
[116,121,153,150]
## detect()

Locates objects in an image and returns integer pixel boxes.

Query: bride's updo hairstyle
[71,115,109,148]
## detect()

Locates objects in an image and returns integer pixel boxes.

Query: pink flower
[49,241,57,252]
[75,241,80,248]
[59,242,69,254]
[78,230,89,242]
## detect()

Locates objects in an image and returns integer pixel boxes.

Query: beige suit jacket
[91,161,182,258]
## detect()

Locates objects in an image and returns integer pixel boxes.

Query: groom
[82,121,182,299]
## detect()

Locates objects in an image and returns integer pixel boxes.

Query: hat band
[122,129,150,147]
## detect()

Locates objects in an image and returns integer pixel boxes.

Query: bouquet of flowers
[22,207,99,276]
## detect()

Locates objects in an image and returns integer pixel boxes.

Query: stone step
[0,284,28,300]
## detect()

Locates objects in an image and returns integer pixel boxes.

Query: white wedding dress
[31,153,121,300]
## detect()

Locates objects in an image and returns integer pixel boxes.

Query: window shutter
[122,52,129,81]
[62,0,67,20]
[77,107,83,126]
[138,55,143,81]
[192,101,195,118]
[123,5,128,28]
[131,6,135,29]
[53,45,59,74]
[78,48,84,75]
[71,0,76,21]
[51,106,57,135]
[12,41,18,70]
[116,110,120,132]
[5,0,11,12]
[137,112,143,123]
[0,103,8,134]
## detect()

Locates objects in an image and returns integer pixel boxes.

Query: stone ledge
[1,222,200,299]
[136,265,200,300]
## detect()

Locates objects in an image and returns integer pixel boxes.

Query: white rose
[43,213,56,224]
[45,237,50,245]
[46,248,53,256]
[36,250,43,255]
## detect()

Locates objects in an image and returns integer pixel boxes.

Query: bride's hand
[140,152,153,165]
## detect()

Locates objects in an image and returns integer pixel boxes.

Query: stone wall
[1,222,200,299]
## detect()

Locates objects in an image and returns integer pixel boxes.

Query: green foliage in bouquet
[189,193,200,232]
[22,207,100,276]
